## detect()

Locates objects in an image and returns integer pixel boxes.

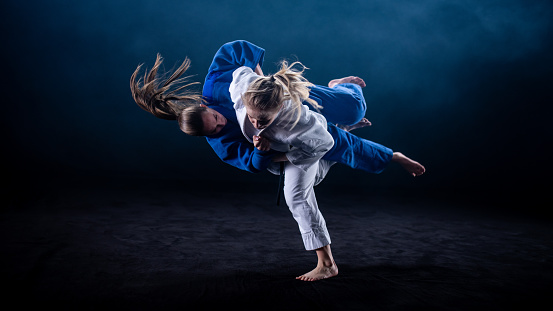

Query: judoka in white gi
[230,64,335,251]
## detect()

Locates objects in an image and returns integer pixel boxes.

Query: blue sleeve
[205,132,278,173]
[203,40,265,104]
[207,40,265,74]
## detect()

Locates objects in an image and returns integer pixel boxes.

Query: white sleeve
[229,66,260,106]
[284,106,334,172]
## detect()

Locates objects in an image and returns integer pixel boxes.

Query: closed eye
[247,114,269,125]
[210,113,219,135]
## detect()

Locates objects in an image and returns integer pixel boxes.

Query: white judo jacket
[229,66,334,173]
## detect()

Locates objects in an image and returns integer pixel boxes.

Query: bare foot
[392,152,426,177]
[328,76,366,88]
[296,245,338,281]
[296,262,339,281]
[339,118,372,132]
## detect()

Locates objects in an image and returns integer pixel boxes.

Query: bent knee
[330,95,366,125]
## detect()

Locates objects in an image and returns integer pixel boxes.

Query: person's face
[200,105,227,135]
[245,105,279,130]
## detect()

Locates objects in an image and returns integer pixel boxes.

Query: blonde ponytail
[243,60,322,129]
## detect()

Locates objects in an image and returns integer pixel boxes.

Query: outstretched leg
[296,244,338,281]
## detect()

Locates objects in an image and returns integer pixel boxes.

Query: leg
[324,124,426,176]
[284,162,331,251]
[324,124,394,174]
[313,159,336,187]
[308,83,367,126]
[283,162,338,281]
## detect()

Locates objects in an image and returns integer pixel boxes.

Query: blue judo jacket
[202,40,279,173]
[201,40,393,174]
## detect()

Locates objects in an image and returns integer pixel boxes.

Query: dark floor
[2,176,552,310]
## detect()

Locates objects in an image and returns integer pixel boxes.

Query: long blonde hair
[130,54,207,136]
[242,61,322,129]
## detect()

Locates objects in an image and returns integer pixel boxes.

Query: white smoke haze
[3,0,552,189]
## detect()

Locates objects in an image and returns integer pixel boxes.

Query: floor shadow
[32,264,543,311]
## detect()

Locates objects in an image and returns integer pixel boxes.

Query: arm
[251,134,288,162]
[272,153,289,162]
[245,101,332,170]
[253,135,270,151]
[283,107,334,171]
[205,128,278,173]
[206,40,265,76]
[229,66,260,104]
[255,63,264,76]
[203,40,265,105]
[253,135,288,163]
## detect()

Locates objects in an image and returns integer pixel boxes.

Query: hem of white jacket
[302,227,332,251]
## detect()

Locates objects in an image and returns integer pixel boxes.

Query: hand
[253,135,271,151]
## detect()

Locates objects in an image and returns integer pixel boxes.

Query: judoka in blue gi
[130,40,425,281]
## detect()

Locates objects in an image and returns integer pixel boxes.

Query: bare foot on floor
[392,152,426,177]
[339,118,372,132]
[328,76,366,88]
[296,262,339,281]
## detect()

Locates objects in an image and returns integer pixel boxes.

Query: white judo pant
[283,159,336,251]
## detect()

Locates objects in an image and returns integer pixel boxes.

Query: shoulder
[232,66,257,83]
[230,66,261,101]
[278,101,311,122]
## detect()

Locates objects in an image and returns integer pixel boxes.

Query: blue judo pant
[309,83,393,173]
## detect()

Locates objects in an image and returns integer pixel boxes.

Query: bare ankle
[319,258,335,267]
[392,152,405,162]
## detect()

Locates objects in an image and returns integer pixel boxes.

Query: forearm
[255,63,264,76]
[272,153,289,162]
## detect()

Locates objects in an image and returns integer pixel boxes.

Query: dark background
[3,1,553,309]
[3,0,552,213]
